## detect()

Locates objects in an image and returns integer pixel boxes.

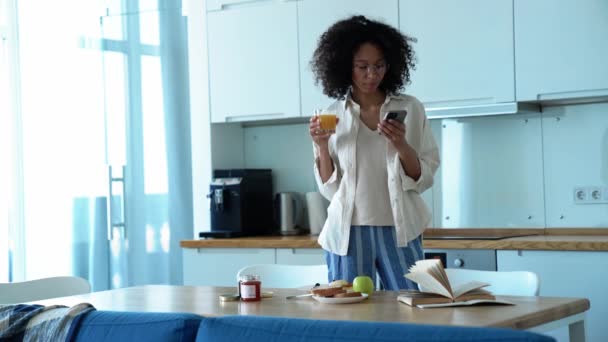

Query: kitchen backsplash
[244,123,316,195]
[228,102,608,228]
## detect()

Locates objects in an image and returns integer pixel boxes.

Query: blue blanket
[0,303,94,342]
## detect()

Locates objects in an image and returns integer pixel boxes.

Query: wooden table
[32,285,589,341]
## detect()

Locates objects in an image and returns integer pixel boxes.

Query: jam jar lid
[239,274,260,282]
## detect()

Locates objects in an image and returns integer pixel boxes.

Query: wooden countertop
[180,228,608,251]
[180,235,320,249]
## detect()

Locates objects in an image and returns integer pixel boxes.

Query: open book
[398,259,513,308]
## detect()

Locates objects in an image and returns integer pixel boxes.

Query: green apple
[352,276,374,295]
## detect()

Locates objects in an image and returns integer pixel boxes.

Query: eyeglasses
[353,63,388,75]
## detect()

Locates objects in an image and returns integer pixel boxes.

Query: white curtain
[0,0,13,283]
[4,0,192,291]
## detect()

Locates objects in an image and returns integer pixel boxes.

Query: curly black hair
[310,15,416,100]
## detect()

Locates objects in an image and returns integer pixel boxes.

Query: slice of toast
[311,287,347,297]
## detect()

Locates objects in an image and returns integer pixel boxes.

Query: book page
[410,259,449,283]
[405,271,452,298]
[406,259,455,298]
[454,291,495,303]
[416,299,514,309]
[452,281,491,298]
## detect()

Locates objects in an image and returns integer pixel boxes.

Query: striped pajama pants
[325,226,423,290]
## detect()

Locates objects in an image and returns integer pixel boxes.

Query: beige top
[351,116,394,226]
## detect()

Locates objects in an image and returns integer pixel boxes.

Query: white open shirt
[313,93,440,256]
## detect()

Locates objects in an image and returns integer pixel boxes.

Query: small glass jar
[238,274,261,302]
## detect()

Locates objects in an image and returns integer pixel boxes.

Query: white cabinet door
[207,1,300,122]
[298,0,399,117]
[498,250,605,342]
[276,248,325,265]
[182,248,275,286]
[515,0,608,102]
[399,0,514,108]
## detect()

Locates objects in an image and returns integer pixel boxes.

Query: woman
[309,15,440,290]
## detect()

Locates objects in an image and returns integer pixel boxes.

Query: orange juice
[318,114,337,132]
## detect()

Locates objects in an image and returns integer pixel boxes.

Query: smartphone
[383,110,407,122]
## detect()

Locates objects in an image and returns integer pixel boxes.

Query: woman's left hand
[378,119,407,150]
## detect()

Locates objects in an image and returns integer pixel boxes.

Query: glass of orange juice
[314,109,337,133]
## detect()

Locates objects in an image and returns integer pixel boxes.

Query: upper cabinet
[207,0,300,123]
[399,0,515,108]
[298,0,399,117]
[514,0,608,102]
[202,0,608,124]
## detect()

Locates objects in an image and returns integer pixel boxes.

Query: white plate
[312,293,368,304]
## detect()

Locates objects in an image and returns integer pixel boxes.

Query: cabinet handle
[209,0,272,12]
[536,89,608,102]
[425,97,495,107]
[225,112,285,122]
[426,102,539,119]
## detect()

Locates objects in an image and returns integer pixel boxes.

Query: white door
[100,3,191,288]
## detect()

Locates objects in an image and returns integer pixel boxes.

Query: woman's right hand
[309,116,338,148]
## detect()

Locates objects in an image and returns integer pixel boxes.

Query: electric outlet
[574,186,608,204]
[588,186,608,203]
[573,187,586,203]
[589,187,602,201]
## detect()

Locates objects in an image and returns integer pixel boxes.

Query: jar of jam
[238,274,261,302]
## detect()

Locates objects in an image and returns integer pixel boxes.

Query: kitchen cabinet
[399,0,515,108]
[298,0,399,117]
[183,248,275,286]
[207,0,300,123]
[514,0,608,102]
[498,250,607,342]
[183,247,325,286]
[276,248,325,265]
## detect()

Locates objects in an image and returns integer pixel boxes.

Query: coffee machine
[199,169,274,238]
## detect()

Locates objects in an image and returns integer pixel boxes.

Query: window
[2,0,190,287]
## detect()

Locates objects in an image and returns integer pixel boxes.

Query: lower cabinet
[498,250,607,342]
[183,247,325,286]
[183,248,275,286]
[276,248,325,265]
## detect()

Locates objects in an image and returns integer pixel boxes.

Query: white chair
[236,264,328,288]
[0,276,91,304]
[445,269,540,296]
